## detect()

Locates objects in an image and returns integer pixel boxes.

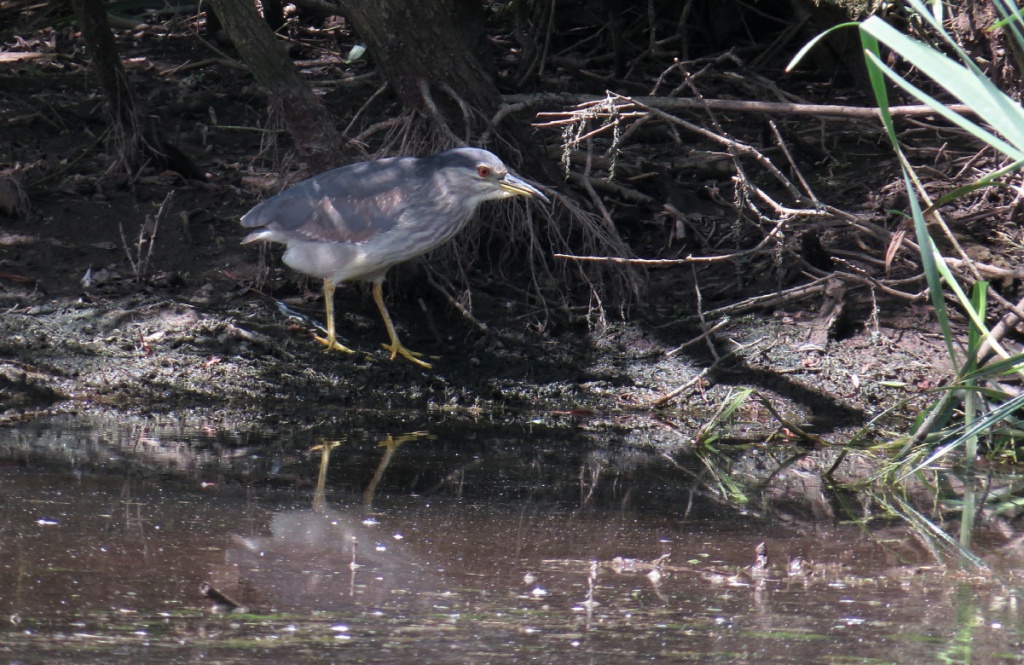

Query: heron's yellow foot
[382,341,433,369]
[315,334,356,354]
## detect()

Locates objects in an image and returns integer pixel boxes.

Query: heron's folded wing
[241,159,414,244]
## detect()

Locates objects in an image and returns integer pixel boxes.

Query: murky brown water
[1,413,1022,663]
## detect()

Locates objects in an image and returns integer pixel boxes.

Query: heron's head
[431,148,549,210]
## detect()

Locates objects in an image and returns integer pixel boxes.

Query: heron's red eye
[477,165,491,178]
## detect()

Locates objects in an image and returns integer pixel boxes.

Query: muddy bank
[0,244,945,440]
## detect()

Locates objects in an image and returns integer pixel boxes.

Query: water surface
[1,413,1022,663]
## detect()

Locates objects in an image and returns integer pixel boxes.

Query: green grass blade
[862,16,1024,155]
[785,22,861,72]
[966,282,987,368]
[860,31,897,147]
[904,0,987,75]
[901,391,1024,479]
[925,158,1024,210]
[903,164,958,365]
[963,354,1024,381]
[888,492,988,570]
[862,50,1024,159]
[990,0,1024,48]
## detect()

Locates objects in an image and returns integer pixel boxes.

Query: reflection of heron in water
[310,439,341,513]
[310,431,432,511]
[223,508,441,612]
[210,431,438,612]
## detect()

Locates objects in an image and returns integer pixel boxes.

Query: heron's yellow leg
[373,281,432,369]
[314,279,356,354]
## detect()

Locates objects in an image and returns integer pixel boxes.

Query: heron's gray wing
[241,158,417,244]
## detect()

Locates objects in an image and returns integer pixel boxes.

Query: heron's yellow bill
[500,173,549,202]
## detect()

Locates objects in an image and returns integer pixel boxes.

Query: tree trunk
[335,0,501,141]
[210,0,347,172]
[71,0,204,178]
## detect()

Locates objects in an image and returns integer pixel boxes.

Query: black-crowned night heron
[241,147,548,368]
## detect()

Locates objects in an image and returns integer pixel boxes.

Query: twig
[688,277,836,321]
[212,125,288,135]
[824,269,925,301]
[27,128,108,189]
[652,336,764,408]
[565,171,655,205]
[691,264,718,361]
[538,0,557,78]
[158,58,246,76]
[977,293,1024,363]
[554,254,695,265]
[580,141,617,234]
[515,92,973,120]
[666,317,730,357]
[623,94,807,202]
[652,367,712,408]
[945,257,1024,280]
[119,191,173,282]
[424,267,489,333]
[343,81,389,137]
[768,119,818,204]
